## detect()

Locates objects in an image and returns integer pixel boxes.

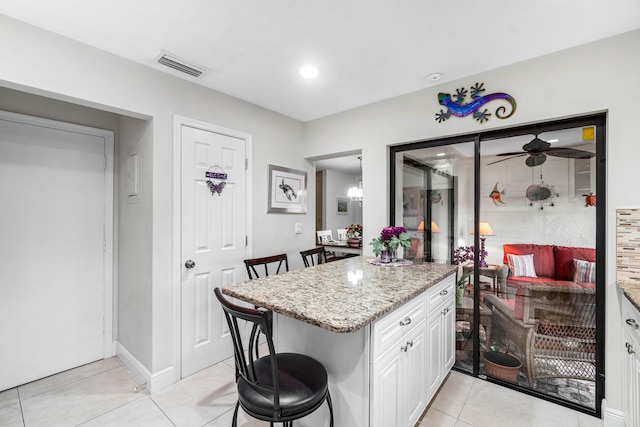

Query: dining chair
[316,230,333,245]
[336,228,348,241]
[300,247,327,267]
[214,288,334,427]
[243,254,289,280]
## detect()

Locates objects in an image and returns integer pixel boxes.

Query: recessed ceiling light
[436,152,446,157]
[426,72,442,82]
[547,139,559,143]
[299,64,320,79]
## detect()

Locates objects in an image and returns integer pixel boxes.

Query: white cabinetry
[426,276,456,401]
[622,295,640,427]
[371,274,455,427]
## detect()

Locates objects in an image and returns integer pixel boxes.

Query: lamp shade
[471,222,495,237]
[418,220,440,233]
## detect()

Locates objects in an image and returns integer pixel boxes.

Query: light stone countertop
[223,256,457,333]
[619,281,640,313]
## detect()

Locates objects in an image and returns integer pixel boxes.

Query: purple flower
[452,245,489,266]
[380,226,407,242]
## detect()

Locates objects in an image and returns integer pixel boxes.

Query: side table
[463,263,502,295]
[456,296,493,350]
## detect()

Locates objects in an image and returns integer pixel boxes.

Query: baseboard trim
[602,399,625,427]
[116,342,176,394]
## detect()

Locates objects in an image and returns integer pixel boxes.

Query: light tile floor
[0,357,604,427]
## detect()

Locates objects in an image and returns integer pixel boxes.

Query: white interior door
[0,111,112,391]
[181,124,247,377]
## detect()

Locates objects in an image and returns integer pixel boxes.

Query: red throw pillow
[503,244,555,278]
[555,246,595,281]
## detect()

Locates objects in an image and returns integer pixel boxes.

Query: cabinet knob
[627,342,636,355]
[401,344,408,352]
[442,307,449,315]
[439,289,448,295]
[626,318,639,329]
[407,340,414,348]
[399,317,412,326]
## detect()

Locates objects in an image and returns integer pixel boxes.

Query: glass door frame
[389,113,606,417]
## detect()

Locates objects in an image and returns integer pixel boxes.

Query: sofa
[484,244,597,386]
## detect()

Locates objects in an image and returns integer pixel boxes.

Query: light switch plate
[295,223,303,234]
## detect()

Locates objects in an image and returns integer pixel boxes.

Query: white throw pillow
[507,253,537,278]
[573,259,596,283]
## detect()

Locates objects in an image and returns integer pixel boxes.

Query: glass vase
[389,246,398,262]
[380,248,390,263]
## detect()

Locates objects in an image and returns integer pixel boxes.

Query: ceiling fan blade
[545,147,595,159]
[495,151,527,157]
[525,154,547,167]
[486,153,528,165]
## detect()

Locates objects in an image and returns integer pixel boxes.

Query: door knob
[185,260,196,269]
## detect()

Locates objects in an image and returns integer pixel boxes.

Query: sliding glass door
[393,142,473,264]
[390,115,605,416]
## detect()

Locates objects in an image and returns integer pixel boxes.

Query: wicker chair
[484,285,596,387]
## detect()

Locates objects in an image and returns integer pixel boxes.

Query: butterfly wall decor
[205,165,228,196]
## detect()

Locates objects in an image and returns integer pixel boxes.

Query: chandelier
[348,156,363,202]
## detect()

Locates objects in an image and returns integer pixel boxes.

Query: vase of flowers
[346,223,363,247]
[371,226,411,263]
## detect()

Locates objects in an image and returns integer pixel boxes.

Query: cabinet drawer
[372,294,426,362]
[622,295,640,344]
[426,274,455,313]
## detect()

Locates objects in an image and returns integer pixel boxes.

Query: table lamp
[471,222,494,267]
[418,220,440,233]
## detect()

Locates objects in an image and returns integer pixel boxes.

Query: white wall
[323,169,361,234]
[117,116,154,369]
[302,29,640,421]
[0,15,311,378]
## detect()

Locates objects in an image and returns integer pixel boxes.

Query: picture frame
[267,164,307,214]
[337,197,348,215]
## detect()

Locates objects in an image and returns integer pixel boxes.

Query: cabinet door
[633,351,640,427]
[442,298,456,372]
[426,309,443,401]
[371,346,403,427]
[623,330,640,427]
[405,320,427,427]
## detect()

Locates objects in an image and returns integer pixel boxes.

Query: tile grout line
[74,394,148,426]
[147,395,177,427]
[18,362,123,403]
[16,387,25,427]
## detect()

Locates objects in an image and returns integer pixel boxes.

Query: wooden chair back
[244,254,289,279]
[300,247,327,267]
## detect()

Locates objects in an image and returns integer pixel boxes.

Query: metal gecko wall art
[435,83,516,124]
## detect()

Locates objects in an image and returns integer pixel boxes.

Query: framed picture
[337,197,348,214]
[267,164,307,214]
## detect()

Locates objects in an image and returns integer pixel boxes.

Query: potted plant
[453,245,475,304]
[346,223,363,247]
[370,226,411,263]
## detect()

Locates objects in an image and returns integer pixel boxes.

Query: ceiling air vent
[156,52,206,78]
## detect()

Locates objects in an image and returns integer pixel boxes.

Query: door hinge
[103,238,107,252]
[245,158,248,170]
[245,236,248,247]
[104,156,108,170]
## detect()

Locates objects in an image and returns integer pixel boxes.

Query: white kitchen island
[223,256,457,427]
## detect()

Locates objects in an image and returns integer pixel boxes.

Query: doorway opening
[313,152,363,249]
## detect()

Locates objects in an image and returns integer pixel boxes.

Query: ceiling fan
[487,135,595,167]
